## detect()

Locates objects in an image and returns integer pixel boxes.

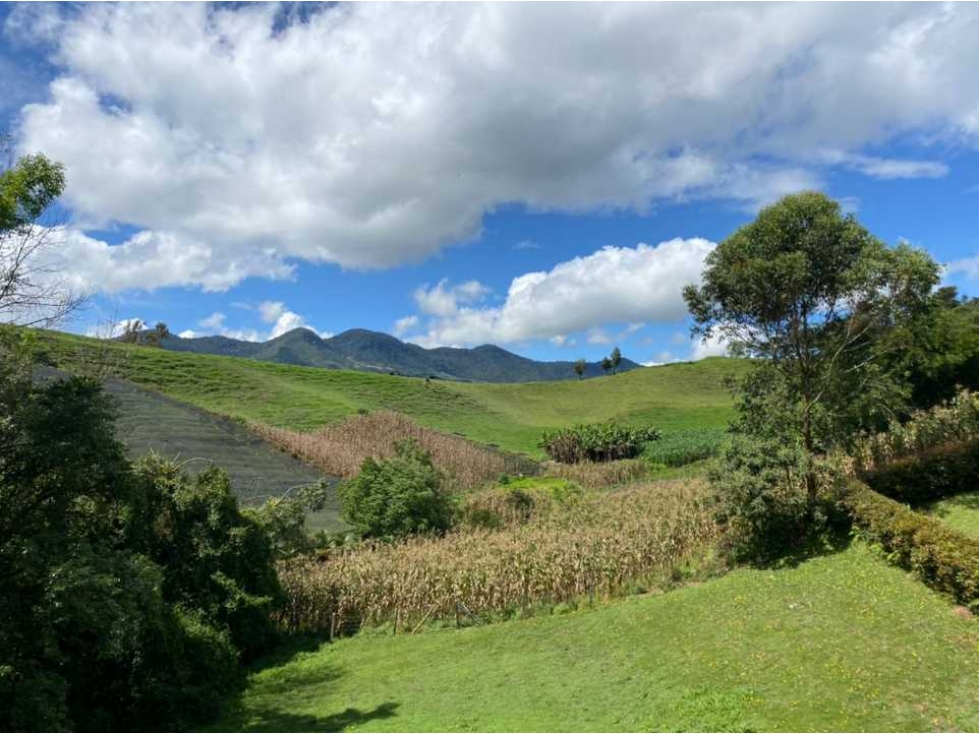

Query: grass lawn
[925,491,979,539]
[215,543,979,732]
[43,330,744,456]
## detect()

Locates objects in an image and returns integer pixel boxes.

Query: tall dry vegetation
[277,479,717,637]
[254,411,537,490]
[541,458,650,489]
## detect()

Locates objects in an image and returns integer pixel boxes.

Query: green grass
[925,491,979,539]
[44,330,745,456]
[216,543,979,732]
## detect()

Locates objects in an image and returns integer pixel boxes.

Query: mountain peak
[162,328,641,383]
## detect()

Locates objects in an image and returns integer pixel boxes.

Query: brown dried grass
[253,411,537,491]
[277,478,717,636]
[541,458,650,489]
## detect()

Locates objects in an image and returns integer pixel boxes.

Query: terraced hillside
[43,330,746,456]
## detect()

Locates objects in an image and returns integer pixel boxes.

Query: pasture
[43,330,743,457]
[217,543,979,732]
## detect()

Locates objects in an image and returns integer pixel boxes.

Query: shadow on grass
[213,634,402,732]
[221,701,400,733]
[924,491,979,519]
[749,523,855,571]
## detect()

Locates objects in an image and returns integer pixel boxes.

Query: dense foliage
[685,191,938,458]
[539,422,660,463]
[337,439,454,540]
[852,388,979,473]
[846,481,979,609]
[684,192,940,561]
[709,434,843,561]
[0,329,281,731]
[859,440,979,505]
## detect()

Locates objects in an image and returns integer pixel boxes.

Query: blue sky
[2,3,978,365]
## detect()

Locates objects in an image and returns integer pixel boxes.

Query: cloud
[11,3,979,291]
[404,237,714,347]
[692,334,731,361]
[176,301,328,342]
[586,328,612,346]
[393,315,419,337]
[822,151,949,180]
[29,227,293,295]
[85,317,144,338]
[513,240,540,251]
[199,312,225,329]
[948,255,979,280]
[414,279,491,317]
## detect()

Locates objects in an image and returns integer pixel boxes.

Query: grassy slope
[217,544,979,732]
[925,491,979,538]
[44,330,745,455]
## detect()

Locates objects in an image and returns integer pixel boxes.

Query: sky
[2,2,978,365]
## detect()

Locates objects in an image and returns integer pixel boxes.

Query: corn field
[253,411,538,490]
[277,479,717,637]
[541,458,650,489]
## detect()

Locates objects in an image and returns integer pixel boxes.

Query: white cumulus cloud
[8,3,979,292]
[403,237,715,347]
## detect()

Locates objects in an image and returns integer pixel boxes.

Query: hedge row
[858,438,979,504]
[845,480,979,608]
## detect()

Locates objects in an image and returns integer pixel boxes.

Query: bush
[539,422,660,463]
[852,388,979,473]
[338,439,454,539]
[845,481,979,607]
[859,438,979,504]
[0,365,282,730]
[710,434,842,563]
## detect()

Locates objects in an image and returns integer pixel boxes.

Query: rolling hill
[157,327,642,382]
[44,329,746,456]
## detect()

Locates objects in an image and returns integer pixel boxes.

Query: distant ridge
[158,327,641,383]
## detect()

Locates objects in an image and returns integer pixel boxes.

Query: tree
[120,318,144,344]
[0,334,282,729]
[609,346,622,374]
[886,287,979,409]
[142,321,171,347]
[600,356,612,374]
[684,191,938,503]
[338,440,453,540]
[0,145,81,327]
[573,358,587,380]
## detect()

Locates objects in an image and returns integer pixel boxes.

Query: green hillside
[43,330,746,455]
[216,543,979,732]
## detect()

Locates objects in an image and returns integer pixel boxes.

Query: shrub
[130,456,283,660]
[851,388,979,473]
[845,481,979,607]
[859,439,979,504]
[338,439,454,539]
[539,422,660,463]
[710,434,843,562]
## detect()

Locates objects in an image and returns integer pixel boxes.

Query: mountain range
[158,328,641,383]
